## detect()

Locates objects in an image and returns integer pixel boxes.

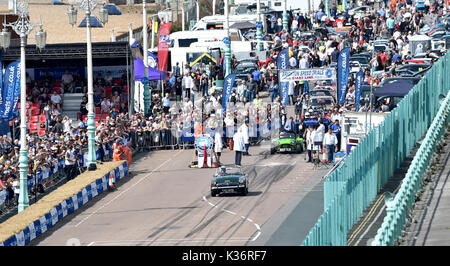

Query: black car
[379,77,421,87]
[394,64,431,76]
[234,62,258,75]
[211,166,248,197]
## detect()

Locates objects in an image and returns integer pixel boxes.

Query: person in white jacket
[239,119,250,156]
[214,129,223,165]
[233,130,245,166]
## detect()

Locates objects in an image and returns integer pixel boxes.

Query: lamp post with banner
[67,0,108,171]
[0,1,47,212]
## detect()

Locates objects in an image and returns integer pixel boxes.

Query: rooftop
[0,0,159,45]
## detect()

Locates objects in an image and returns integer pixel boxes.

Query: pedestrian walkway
[401,137,450,246]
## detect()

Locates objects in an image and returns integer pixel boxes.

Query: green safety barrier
[302,52,450,246]
[372,83,450,246]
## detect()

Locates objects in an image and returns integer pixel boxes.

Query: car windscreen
[280,133,296,139]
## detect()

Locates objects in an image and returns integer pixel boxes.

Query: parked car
[393,63,431,77]
[379,77,421,87]
[270,131,304,154]
[211,165,248,197]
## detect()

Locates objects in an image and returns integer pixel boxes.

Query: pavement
[401,135,450,246]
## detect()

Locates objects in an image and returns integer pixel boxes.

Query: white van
[192,14,260,31]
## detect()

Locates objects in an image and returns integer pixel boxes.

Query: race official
[124,142,133,167]
[233,130,245,166]
[239,119,250,156]
[112,139,125,161]
[214,129,223,165]
[323,128,338,163]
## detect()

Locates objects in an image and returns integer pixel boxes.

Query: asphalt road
[29,139,325,246]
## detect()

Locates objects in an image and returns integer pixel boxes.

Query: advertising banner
[222,74,236,112]
[279,68,336,82]
[1,60,20,120]
[337,47,350,104]
[157,22,172,73]
[355,70,363,112]
[277,48,290,106]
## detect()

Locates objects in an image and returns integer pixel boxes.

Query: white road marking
[202,196,261,242]
[87,241,95,246]
[74,150,184,228]
[252,161,297,167]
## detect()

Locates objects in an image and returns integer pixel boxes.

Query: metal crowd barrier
[372,85,450,246]
[301,51,450,246]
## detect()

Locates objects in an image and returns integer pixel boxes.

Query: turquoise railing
[302,52,450,246]
[372,84,450,246]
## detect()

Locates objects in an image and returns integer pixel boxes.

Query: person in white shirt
[323,128,338,163]
[12,178,20,204]
[61,70,74,93]
[182,73,194,100]
[233,130,245,166]
[239,119,250,156]
[50,91,62,110]
[305,126,314,162]
[214,129,223,165]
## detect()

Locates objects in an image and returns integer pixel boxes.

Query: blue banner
[277,49,290,106]
[337,47,350,104]
[222,74,236,112]
[355,70,363,112]
[1,60,20,120]
[0,51,3,108]
[12,59,21,119]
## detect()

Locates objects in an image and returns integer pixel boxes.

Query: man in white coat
[214,129,223,165]
[233,130,245,166]
[239,119,250,156]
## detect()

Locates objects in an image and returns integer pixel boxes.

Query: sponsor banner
[157,22,172,73]
[355,70,363,112]
[34,67,85,81]
[1,60,20,120]
[0,51,3,107]
[92,65,127,79]
[279,68,336,82]
[12,60,21,119]
[277,49,290,106]
[222,74,236,112]
[337,47,350,104]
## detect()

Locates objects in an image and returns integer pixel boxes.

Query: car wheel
[211,190,217,197]
[270,148,275,154]
[241,187,248,196]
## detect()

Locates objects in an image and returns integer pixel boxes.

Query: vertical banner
[337,47,350,105]
[355,70,363,112]
[12,59,21,118]
[277,48,290,106]
[0,51,3,109]
[157,22,172,73]
[0,60,20,120]
[222,74,236,112]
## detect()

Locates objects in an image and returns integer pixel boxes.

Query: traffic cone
[322,147,327,162]
[229,139,233,150]
[108,173,115,189]
[211,152,218,168]
[203,145,208,168]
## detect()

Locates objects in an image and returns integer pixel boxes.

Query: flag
[222,74,236,112]
[337,47,350,105]
[157,22,172,73]
[355,70,363,112]
[0,59,20,120]
[277,48,290,106]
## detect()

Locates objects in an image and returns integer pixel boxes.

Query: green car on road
[270,131,305,154]
[211,166,248,197]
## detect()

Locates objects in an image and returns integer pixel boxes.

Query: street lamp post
[67,0,108,171]
[256,0,262,51]
[224,0,231,77]
[283,0,288,31]
[0,1,47,213]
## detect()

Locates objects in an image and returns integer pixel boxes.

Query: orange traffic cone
[229,139,233,150]
[211,152,218,168]
[322,147,328,162]
[108,174,115,189]
[203,145,208,168]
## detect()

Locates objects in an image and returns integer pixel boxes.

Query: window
[178,38,199,48]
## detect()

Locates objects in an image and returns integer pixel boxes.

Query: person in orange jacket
[112,139,125,161]
[124,142,133,167]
